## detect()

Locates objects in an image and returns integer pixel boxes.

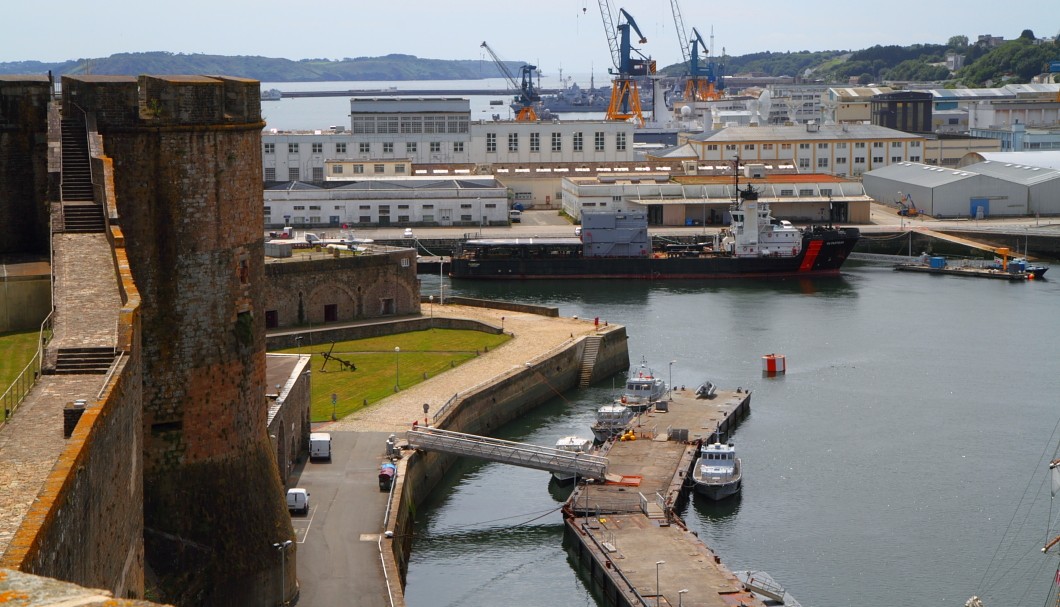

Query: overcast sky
[6,0,1054,76]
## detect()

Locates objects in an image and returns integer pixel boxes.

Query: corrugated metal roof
[963,161,1060,185]
[864,162,978,187]
[973,151,1060,171]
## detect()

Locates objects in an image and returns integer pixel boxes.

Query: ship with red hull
[450,186,860,280]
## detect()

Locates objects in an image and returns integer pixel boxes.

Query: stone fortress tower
[61,75,294,605]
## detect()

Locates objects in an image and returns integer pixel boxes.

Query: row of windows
[351,115,469,135]
[266,141,463,156]
[331,164,407,175]
[485,131,623,154]
[706,140,920,152]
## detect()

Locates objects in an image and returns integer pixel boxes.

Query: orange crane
[480,41,540,122]
[896,192,920,217]
[597,1,653,126]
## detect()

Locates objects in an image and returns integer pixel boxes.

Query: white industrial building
[560,168,873,226]
[263,177,508,229]
[261,97,635,181]
[862,161,1060,218]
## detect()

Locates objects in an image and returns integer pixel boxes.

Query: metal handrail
[0,311,53,426]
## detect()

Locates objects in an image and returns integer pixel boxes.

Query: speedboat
[551,436,594,484]
[691,441,742,500]
[618,358,667,412]
[591,404,636,443]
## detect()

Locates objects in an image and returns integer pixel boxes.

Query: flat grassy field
[0,330,40,392]
[275,328,510,422]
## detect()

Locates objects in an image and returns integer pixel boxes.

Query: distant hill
[0,51,516,82]
[3,37,1057,87]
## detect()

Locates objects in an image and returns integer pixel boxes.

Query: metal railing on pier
[406,427,610,481]
[0,312,53,427]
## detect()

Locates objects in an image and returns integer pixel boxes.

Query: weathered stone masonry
[63,75,294,606]
[0,75,51,256]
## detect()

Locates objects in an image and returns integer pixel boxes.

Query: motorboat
[618,358,667,411]
[691,441,742,500]
[591,404,636,443]
[551,436,594,484]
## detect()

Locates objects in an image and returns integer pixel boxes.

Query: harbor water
[406,264,1060,607]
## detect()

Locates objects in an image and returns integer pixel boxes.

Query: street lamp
[656,560,666,607]
[429,295,434,329]
[394,347,401,392]
[679,588,688,607]
[668,360,676,400]
[273,540,293,607]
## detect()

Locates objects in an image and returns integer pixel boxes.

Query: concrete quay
[565,387,764,607]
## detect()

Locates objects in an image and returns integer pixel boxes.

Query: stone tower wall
[63,75,294,606]
[0,75,51,255]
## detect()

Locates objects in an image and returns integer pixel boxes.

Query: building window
[617,132,626,152]
[780,189,793,196]
[892,141,902,148]
[359,216,371,222]
[725,144,737,151]
[264,143,275,154]
[359,142,370,154]
[762,143,773,150]
[453,142,464,153]
[891,156,902,162]
[288,167,300,181]
[817,158,829,168]
[781,143,791,150]
[395,164,406,173]
[817,143,828,150]
[855,142,866,149]
[336,142,347,154]
[530,132,540,152]
[312,142,323,154]
[360,205,371,210]
[744,144,755,151]
[872,156,884,163]
[854,156,865,164]
[910,155,920,162]
[508,133,519,152]
[309,205,321,211]
[799,189,814,196]
[594,132,605,152]
[430,142,441,153]
[798,158,810,169]
[836,157,847,164]
[573,132,583,152]
[836,142,847,149]
[611,195,622,202]
[374,164,385,173]
[264,167,275,181]
[353,164,364,174]
[799,143,810,150]
[707,144,718,151]
[552,132,562,152]
[820,189,832,197]
[383,142,394,153]
[911,141,921,148]
[288,143,299,154]
[293,205,305,211]
[312,167,323,181]
[487,133,497,153]
[873,142,883,148]
[407,142,417,153]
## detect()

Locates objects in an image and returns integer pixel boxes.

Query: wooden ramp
[913,227,1001,255]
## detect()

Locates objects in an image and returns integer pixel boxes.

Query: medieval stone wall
[0,76,51,255]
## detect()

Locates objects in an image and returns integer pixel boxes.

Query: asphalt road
[288,430,394,607]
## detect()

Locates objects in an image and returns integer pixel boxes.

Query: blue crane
[686,27,724,101]
[597,1,654,125]
[480,41,540,122]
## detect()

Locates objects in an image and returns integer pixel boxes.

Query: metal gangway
[406,427,612,481]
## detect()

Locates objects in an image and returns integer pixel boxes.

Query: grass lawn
[0,330,41,393]
[274,328,510,422]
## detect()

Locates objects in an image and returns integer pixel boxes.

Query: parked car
[286,488,310,516]
[403,228,414,238]
[575,226,582,237]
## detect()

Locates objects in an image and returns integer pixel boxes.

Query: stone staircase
[51,348,116,375]
[60,118,104,232]
[578,335,602,388]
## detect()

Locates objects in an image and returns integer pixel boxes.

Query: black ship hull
[451,229,859,280]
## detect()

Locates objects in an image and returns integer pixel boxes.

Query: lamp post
[679,588,688,607]
[656,560,666,607]
[394,347,401,392]
[429,295,434,329]
[501,316,505,334]
[668,360,675,400]
[273,540,293,607]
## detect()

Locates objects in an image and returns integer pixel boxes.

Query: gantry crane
[686,27,724,101]
[480,41,540,122]
[597,1,654,126]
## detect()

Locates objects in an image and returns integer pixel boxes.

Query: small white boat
[551,436,594,484]
[691,441,742,500]
[591,404,636,443]
[618,358,667,411]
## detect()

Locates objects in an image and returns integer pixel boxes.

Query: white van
[309,432,332,461]
[286,488,310,515]
[509,209,522,223]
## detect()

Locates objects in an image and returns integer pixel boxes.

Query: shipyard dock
[563,387,790,607]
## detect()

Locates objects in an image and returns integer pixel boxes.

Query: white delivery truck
[286,488,310,515]
[309,432,332,461]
